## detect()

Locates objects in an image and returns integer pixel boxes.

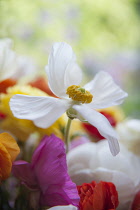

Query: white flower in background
[67,140,140,210]
[116,119,140,156]
[0,38,12,48]
[0,38,18,81]
[10,42,128,156]
[0,38,37,82]
[12,55,37,82]
[48,205,77,210]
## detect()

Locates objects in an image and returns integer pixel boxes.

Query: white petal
[97,141,140,188]
[46,42,82,98]
[116,119,140,156]
[67,143,98,171]
[12,56,37,80]
[0,38,13,48]
[48,205,77,210]
[73,104,120,156]
[0,45,18,81]
[84,71,128,109]
[68,169,95,186]
[10,95,70,128]
[67,143,98,185]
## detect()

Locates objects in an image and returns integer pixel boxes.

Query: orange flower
[0,132,20,181]
[77,181,119,210]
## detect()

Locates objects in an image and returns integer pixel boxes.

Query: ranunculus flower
[116,119,140,156]
[12,135,79,209]
[67,140,140,210]
[10,42,128,156]
[77,181,119,210]
[131,190,140,210]
[0,132,20,181]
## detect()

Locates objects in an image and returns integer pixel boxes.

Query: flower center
[66,85,93,103]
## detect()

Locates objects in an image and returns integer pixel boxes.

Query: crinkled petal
[48,205,77,210]
[84,71,128,109]
[46,42,82,98]
[10,94,70,128]
[73,104,120,156]
[31,135,79,207]
[12,160,37,189]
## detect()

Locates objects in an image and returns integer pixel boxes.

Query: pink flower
[12,135,79,208]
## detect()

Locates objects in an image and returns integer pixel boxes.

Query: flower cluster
[0,38,139,210]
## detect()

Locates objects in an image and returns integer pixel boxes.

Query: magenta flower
[12,135,80,208]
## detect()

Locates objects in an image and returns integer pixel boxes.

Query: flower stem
[65,117,72,153]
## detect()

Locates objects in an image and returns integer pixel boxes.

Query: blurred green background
[0,0,140,117]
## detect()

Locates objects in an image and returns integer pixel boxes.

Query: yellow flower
[0,132,20,181]
[0,85,65,141]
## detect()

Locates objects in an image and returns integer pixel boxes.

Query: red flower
[77,181,119,210]
[131,191,140,210]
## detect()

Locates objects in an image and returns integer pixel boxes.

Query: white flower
[48,205,77,210]
[0,38,37,82]
[10,42,128,156]
[0,38,18,81]
[116,119,140,156]
[67,140,140,210]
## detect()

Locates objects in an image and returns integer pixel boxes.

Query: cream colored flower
[10,42,128,155]
[67,140,140,210]
[116,119,140,156]
[0,38,37,82]
[0,38,17,81]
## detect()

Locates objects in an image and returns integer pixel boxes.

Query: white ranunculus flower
[0,38,37,82]
[10,42,128,156]
[48,205,77,210]
[116,119,140,156]
[67,140,140,210]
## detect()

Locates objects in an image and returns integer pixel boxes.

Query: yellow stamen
[66,85,93,104]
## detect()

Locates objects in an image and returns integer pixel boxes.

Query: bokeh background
[0,0,140,117]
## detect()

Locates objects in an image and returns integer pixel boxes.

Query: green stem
[65,117,72,153]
